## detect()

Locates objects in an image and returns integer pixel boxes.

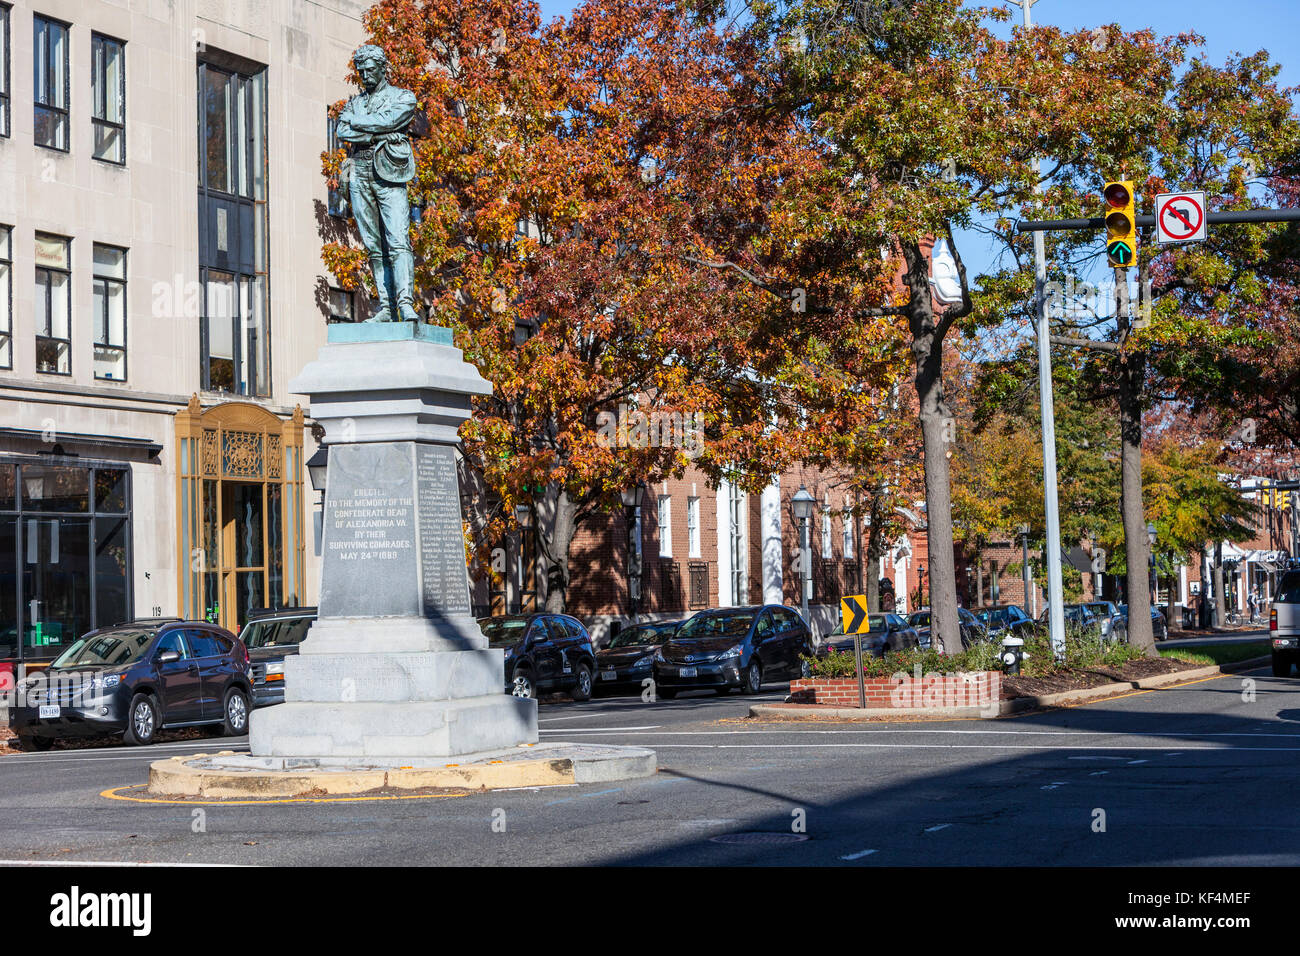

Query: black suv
[7,619,252,751]
[653,605,813,698]
[479,614,598,701]
[238,607,316,707]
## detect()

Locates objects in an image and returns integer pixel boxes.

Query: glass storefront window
[0,461,133,663]
[94,467,129,514]
[21,463,88,512]
[0,463,14,511]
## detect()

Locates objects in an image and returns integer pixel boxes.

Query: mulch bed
[1000,656,1201,699]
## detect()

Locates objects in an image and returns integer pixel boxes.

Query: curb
[749,657,1273,722]
[145,745,657,798]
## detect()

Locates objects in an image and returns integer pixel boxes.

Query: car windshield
[243,617,312,648]
[976,608,1010,627]
[1086,603,1110,615]
[909,612,930,628]
[480,618,530,648]
[609,625,671,648]
[1277,571,1300,603]
[51,629,155,669]
[676,612,755,640]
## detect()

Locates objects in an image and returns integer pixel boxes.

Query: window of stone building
[91,33,125,164]
[92,244,127,380]
[326,287,354,323]
[0,224,10,368]
[843,507,855,559]
[821,510,832,556]
[0,4,11,138]
[35,233,71,375]
[197,57,270,397]
[34,15,69,150]
[0,460,133,664]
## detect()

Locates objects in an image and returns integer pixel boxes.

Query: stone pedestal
[250,324,537,761]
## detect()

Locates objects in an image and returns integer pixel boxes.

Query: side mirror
[157,649,180,664]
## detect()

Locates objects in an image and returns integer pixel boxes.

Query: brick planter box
[788,672,1000,709]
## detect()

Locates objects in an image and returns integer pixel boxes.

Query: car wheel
[16,733,53,752]
[571,663,593,702]
[124,694,160,746]
[222,688,250,736]
[1273,654,1291,678]
[740,661,762,695]
[510,668,536,700]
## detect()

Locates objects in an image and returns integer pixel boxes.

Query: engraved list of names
[416,444,471,615]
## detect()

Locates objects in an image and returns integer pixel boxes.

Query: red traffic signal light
[1104,181,1131,208]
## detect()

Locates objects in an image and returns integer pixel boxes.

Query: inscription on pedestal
[416,444,472,616]
[320,443,419,618]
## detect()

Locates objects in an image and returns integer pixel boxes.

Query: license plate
[679,667,697,678]
[38,705,60,719]
[601,670,618,681]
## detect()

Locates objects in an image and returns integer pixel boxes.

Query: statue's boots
[391,249,419,321]
[364,254,394,323]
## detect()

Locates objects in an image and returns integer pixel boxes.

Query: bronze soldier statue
[336,44,419,322]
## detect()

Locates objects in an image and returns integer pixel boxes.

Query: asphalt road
[1,667,1297,866]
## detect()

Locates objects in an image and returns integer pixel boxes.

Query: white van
[1271,569,1300,676]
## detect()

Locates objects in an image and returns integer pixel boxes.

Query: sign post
[841,595,869,708]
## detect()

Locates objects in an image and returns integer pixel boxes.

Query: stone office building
[0,0,369,664]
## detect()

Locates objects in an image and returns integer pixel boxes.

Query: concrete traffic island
[142,324,656,796]
[146,743,657,798]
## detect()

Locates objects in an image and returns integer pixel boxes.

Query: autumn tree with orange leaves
[321,0,899,611]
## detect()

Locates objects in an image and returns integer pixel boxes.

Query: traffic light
[1103,179,1137,268]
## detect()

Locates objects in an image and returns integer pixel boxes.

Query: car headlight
[631,654,653,670]
[652,647,666,663]
[92,674,121,689]
[266,662,284,676]
[716,646,743,661]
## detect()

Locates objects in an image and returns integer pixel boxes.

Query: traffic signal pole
[1016,204,1300,654]
[1033,226,1067,662]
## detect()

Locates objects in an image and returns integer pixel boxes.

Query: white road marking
[840,848,877,860]
[1088,771,1109,776]
[613,743,1300,751]
[925,824,952,832]
[0,859,244,867]
[539,726,661,733]
[1127,759,1149,765]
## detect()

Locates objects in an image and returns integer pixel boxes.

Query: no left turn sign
[1155,191,1207,244]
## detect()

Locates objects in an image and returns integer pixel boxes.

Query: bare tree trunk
[901,242,960,654]
[1166,559,1181,633]
[541,488,578,613]
[1117,310,1156,656]
[1213,542,1227,628]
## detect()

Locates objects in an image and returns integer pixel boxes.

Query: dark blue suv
[653,605,813,698]
[7,619,253,751]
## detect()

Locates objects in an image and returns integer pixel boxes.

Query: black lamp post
[1147,522,1158,606]
[307,447,328,499]
[621,484,645,616]
[791,485,816,621]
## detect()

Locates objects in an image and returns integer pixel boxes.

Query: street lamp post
[621,485,645,618]
[1147,522,1158,609]
[1018,523,1032,617]
[791,485,816,623]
